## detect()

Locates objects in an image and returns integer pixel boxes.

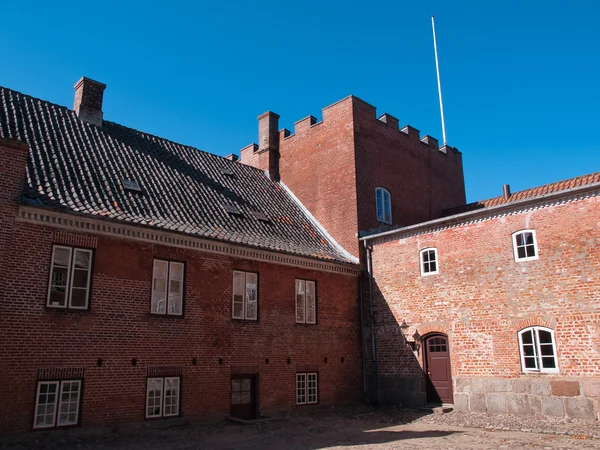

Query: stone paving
[2,405,600,449]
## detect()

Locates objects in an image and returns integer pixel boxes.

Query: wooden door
[424,335,453,404]
[230,374,256,420]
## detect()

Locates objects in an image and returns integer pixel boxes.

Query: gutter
[361,181,600,243]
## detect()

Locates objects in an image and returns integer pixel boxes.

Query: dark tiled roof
[0,86,354,264]
[444,172,600,216]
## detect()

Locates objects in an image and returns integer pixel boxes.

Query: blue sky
[2,0,598,202]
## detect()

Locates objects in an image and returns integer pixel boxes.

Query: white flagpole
[431,15,447,146]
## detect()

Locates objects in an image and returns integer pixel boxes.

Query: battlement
[270,95,460,156]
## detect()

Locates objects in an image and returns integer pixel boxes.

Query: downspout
[364,239,378,404]
[358,276,367,400]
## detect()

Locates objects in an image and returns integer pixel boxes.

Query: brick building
[361,174,600,420]
[0,75,598,435]
[0,78,363,435]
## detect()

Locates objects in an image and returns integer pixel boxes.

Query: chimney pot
[503,184,511,199]
[73,77,106,127]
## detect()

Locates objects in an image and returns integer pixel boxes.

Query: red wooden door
[230,375,256,420]
[424,335,453,404]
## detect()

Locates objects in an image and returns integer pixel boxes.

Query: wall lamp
[400,320,421,353]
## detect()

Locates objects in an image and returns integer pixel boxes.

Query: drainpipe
[358,276,367,400]
[364,240,378,404]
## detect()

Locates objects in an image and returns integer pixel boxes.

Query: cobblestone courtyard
[2,405,600,450]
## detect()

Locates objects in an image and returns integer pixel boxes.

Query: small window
[512,230,539,262]
[295,279,317,324]
[151,260,185,316]
[47,246,93,310]
[518,327,558,373]
[146,377,180,418]
[122,179,142,192]
[225,205,242,215]
[375,187,392,224]
[296,372,318,405]
[33,380,82,429]
[420,248,439,276]
[232,271,258,320]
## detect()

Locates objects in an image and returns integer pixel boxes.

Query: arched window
[376,187,391,224]
[518,326,558,373]
[420,248,439,276]
[512,230,539,262]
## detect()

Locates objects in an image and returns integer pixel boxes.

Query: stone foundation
[378,375,427,407]
[454,377,600,420]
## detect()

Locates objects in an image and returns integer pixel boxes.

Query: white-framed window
[376,187,392,224]
[518,327,559,373]
[295,279,316,324]
[151,260,184,315]
[33,380,82,429]
[146,377,180,418]
[296,372,318,405]
[47,245,93,310]
[420,248,439,276]
[232,271,258,320]
[512,230,539,262]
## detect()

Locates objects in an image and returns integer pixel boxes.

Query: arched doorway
[423,333,453,404]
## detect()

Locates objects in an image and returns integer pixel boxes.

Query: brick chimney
[258,111,280,181]
[73,77,106,127]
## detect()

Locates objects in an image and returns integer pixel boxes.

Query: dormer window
[376,187,392,224]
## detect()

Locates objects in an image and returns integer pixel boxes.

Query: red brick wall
[239,95,466,261]
[353,102,466,233]
[369,194,600,380]
[274,98,360,258]
[0,221,362,434]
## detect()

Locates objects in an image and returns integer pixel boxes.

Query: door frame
[422,332,454,405]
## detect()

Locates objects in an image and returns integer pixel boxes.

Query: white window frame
[146,377,181,419]
[518,326,559,373]
[232,271,258,320]
[512,230,539,262]
[375,187,392,224]
[33,380,82,429]
[47,245,93,310]
[295,279,317,324]
[296,372,318,405]
[151,259,185,316]
[419,248,439,276]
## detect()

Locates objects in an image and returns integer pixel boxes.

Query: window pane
[542,357,556,369]
[526,245,536,257]
[422,251,430,263]
[49,246,71,308]
[245,273,257,320]
[521,330,533,345]
[152,261,168,314]
[524,357,537,369]
[517,246,526,259]
[540,344,555,356]
[73,250,91,269]
[168,263,184,315]
[241,378,251,391]
[231,379,241,392]
[376,189,383,221]
[537,330,552,344]
[296,280,305,323]
[232,272,245,319]
[522,344,535,357]
[71,269,89,288]
[516,234,524,247]
[70,288,88,308]
[429,261,437,273]
[524,233,534,245]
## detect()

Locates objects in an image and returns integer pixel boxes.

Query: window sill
[295,322,318,326]
[149,313,185,319]
[515,256,540,263]
[44,306,91,314]
[231,318,259,323]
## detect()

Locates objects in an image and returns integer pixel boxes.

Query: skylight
[252,211,269,222]
[225,205,242,215]
[221,168,235,176]
[122,179,142,192]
